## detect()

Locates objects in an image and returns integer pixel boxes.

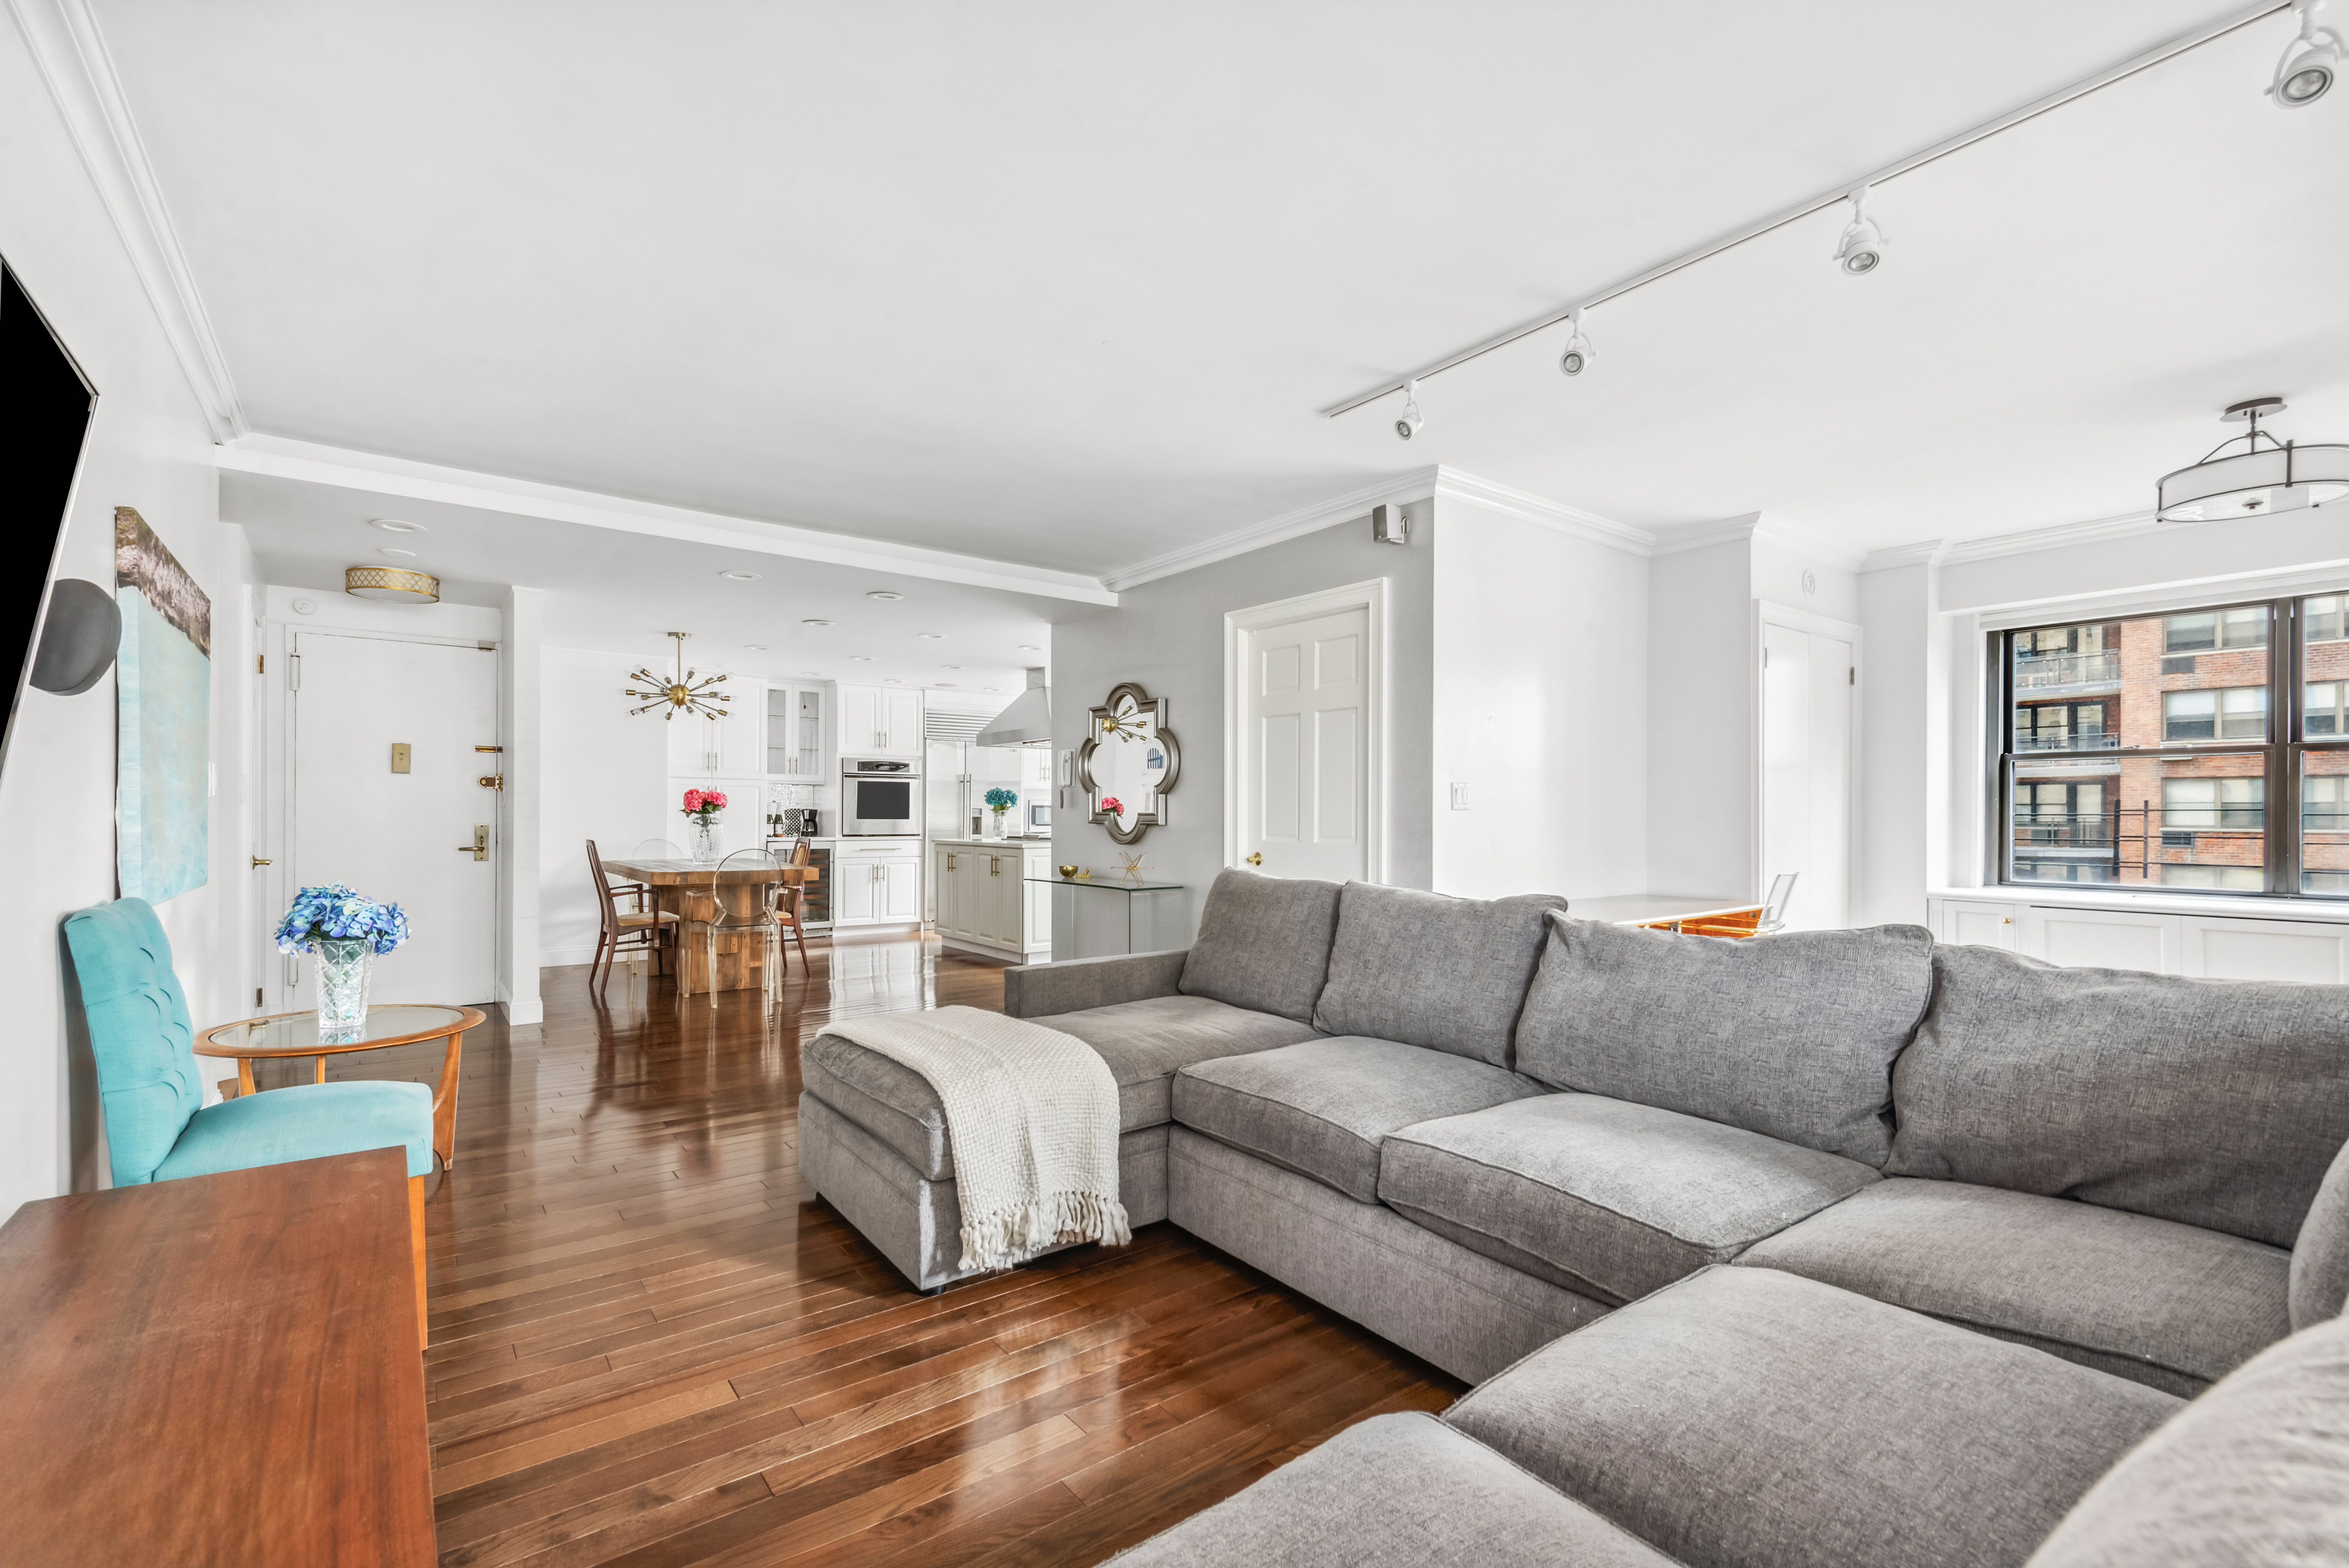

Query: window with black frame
[1998,592,2349,896]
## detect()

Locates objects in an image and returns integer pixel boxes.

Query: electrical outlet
[1450,782,1470,811]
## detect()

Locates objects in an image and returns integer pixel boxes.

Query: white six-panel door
[1233,602,1372,882]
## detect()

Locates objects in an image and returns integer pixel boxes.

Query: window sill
[1934,885,2349,923]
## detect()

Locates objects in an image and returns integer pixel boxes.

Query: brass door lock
[456,825,489,861]
[478,773,505,789]
[1245,852,1263,866]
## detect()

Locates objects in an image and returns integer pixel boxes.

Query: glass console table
[1028,877,1187,958]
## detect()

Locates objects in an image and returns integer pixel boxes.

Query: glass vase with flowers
[984,786,1018,839]
[683,788,728,863]
[274,882,411,1035]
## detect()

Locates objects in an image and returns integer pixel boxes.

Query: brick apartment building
[2011,600,2349,892]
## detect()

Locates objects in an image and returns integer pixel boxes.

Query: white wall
[1050,504,1437,946]
[499,587,544,1023]
[1,22,260,1208]
[1645,538,1752,898]
[538,644,668,968]
[1431,495,1648,901]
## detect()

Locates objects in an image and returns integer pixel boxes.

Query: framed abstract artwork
[115,506,209,903]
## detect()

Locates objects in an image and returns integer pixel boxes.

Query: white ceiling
[89,0,2349,579]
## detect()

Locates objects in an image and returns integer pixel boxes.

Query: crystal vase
[691,815,722,863]
[316,936,374,1032]
[986,810,1008,840]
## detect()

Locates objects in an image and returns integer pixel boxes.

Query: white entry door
[289,632,499,1007]
[1760,618,1855,930]
[1232,600,1373,882]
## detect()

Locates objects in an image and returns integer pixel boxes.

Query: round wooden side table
[195,1004,484,1169]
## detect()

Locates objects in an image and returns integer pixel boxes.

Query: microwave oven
[841,757,921,835]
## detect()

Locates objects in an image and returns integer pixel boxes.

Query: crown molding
[1650,510,1869,572]
[8,0,244,442]
[217,435,1120,606]
[1650,513,1763,558]
[1100,467,1444,592]
[1859,538,1950,572]
[1430,467,1656,553]
[1936,508,2165,566]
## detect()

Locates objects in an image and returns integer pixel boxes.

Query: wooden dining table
[601,857,820,992]
[1571,892,1770,935]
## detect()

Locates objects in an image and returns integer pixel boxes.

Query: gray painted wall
[1050,505,1435,948]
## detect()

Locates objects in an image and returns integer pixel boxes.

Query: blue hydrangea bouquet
[274,882,411,954]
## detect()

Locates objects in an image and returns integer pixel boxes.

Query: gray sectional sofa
[797,867,2349,1565]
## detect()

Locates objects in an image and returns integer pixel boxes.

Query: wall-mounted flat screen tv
[0,260,99,775]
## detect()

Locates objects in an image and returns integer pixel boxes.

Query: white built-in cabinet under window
[1931,893,2349,983]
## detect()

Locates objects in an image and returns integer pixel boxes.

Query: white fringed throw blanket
[822,1005,1131,1272]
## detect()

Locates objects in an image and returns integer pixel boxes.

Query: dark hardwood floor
[281,933,1462,1567]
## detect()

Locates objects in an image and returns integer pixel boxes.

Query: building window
[2161,686,2266,743]
[1998,592,2349,898]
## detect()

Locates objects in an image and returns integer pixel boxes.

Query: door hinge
[287,654,301,690]
[255,654,264,675]
[1850,667,1856,685]
[1761,647,1768,668]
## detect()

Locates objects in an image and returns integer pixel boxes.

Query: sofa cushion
[1310,884,1567,1067]
[1177,868,1344,1023]
[2291,1134,2349,1330]
[1513,917,1934,1166]
[1379,1094,1879,1306]
[1172,1037,1542,1203]
[1736,1177,2292,1396]
[2024,1308,2349,1568]
[801,995,1317,1181]
[1888,944,2349,1247]
[1445,1265,2181,1568]
[1108,1411,1679,1568]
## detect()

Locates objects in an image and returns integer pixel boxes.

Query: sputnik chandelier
[625,632,731,721]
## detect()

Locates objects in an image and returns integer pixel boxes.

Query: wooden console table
[0,1149,436,1566]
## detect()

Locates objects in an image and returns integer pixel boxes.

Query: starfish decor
[1114,850,1151,887]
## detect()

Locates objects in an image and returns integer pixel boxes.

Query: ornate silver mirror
[1077,682,1181,845]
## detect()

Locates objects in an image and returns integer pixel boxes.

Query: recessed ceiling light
[378,547,417,558]
[866,590,904,602]
[943,665,962,670]
[745,644,769,651]
[721,569,761,581]
[370,518,426,534]
[982,687,1002,693]
[1016,644,1042,651]
[918,633,946,640]
[936,682,959,688]
[849,655,875,662]
[801,618,832,627]
[802,670,822,676]
[882,677,904,684]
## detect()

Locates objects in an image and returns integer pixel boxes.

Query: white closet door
[1760,621,1854,930]
[1235,606,1369,882]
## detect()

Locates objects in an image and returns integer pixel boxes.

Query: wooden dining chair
[771,837,814,973]
[587,839,678,989]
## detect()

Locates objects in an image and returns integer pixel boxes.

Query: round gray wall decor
[29,578,121,696]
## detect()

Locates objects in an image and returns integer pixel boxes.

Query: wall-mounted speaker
[1371,502,1409,545]
[30,578,120,696]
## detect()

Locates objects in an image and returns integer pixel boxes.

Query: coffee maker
[775,807,821,838]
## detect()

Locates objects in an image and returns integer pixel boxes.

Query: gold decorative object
[343,565,440,603]
[1057,864,1078,880]
[625,632,732,721]
[1114,850,1151,887]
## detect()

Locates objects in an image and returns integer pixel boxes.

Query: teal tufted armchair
[62,896,435,1346]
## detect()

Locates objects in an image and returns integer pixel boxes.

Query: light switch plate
[1449,782,1470,811]
[391,742,412,773]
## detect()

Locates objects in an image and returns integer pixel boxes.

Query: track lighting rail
[1320,0,2291,420]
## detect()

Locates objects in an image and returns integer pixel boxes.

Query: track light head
[2272,2,2340,105]
[1394,380,1424,441]
[1557,310,1595,377]
[1834,188,1887,276]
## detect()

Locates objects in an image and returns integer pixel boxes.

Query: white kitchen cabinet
[933,839,1050,960]
[831,837,921,928]
[836,684,925,756]
[666,712,719,775]
[663,677,762,777]
[765,683,828,778]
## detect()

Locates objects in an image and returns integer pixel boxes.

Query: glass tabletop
[1026,878,1185,892]
[198,1004,477,1055]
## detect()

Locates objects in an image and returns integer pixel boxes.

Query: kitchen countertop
[931,836,1053,849]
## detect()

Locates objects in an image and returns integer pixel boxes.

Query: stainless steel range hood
[975,666,1051,747]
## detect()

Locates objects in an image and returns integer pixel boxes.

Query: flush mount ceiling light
[720,570,761,582]
[866,590,904,602]
[1833,187,1888,275]
[1394,380,1424,442]
[344,565,440,603]
[1557,310,1595,376]
[802,618,832,627]
[2272,0,2341,105]
[2158,397,2349,523]
[624,632,731,721]
[369,518,425,534]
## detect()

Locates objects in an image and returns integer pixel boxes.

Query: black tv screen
[0,261,99,772]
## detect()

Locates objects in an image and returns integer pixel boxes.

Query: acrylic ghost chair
[699,847,786,1009]
[61,896,436,1347]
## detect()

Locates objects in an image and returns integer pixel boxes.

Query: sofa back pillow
[1515,917,1934,1167]
[1178,868,1344,1023]
[1888,946,2349,1247]
[1309,884,1566,1067]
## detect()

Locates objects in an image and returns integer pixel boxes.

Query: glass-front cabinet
[766,683,827,778]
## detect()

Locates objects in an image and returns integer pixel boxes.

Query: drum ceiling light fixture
[343,565,440,602]
[2156,397,2349,524]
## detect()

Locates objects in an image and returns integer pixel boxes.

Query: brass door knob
[250,857,273,868]
[1245,853,1263,866]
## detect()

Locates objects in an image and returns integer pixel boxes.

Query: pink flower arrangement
[1100,796,1124,815]
[682,788,727,820]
